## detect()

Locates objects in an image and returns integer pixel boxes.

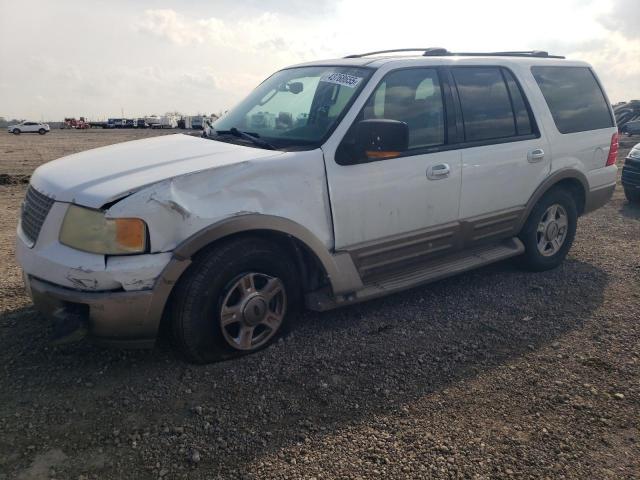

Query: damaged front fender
[105,149,334,255]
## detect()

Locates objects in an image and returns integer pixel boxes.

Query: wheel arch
[147,214,362,334]
[517,169,588,232]
[183,228,331,294]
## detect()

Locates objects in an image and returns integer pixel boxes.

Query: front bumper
[27,275,160,347]
[16,198,191,347]
[22,246,191,348]
[622,157,640,191]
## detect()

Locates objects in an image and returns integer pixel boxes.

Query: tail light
[606,132,619,166]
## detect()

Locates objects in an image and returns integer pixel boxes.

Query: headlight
[59,204,147,255]
[629,147,640,159]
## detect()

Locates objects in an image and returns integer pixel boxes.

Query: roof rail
[344,48,445,58]
[344,48,565,59]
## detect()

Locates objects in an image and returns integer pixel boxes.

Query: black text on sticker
[320,72,363,88]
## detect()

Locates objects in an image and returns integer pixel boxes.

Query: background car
[621,120,640,136]
[622,142,640,203]
[8,121,50,135]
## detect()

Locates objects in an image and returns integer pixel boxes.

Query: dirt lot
[0,130,638,479]
[0,129,174,182]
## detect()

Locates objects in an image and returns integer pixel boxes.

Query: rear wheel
[518,188,577,271]
[12,129,20,135]
[625,188,640,204]
[170,237,300,363]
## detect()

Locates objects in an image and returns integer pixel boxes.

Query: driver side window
[337,68,446,164]
[363,68,445,149]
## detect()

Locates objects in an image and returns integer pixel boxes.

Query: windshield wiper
[214,127,276,150]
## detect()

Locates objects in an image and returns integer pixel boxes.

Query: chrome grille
[21,186,55,245]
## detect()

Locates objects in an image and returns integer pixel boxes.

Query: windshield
[212,66,372,149]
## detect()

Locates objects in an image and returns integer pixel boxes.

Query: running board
[306,237,524,311]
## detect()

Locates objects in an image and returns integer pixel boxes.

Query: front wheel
[38,128,46,135]
[170,237,300,363]
[625,188,640,204]
[12,129,20,135]
[517,188,577,271]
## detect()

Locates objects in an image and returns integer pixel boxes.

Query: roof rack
[344,48,565,59]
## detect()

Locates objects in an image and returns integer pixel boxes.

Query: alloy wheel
[536,203,568,257]
[218,272,286,351]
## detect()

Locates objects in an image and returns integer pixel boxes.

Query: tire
[12,129,20,135]
[625,187,640,204]
[517,188,577,271]
[170,237,300,363]
[38,129,46,135]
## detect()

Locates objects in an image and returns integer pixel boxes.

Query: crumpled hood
[30,133,283,208]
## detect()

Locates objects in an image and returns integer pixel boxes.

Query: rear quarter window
[531,66,614,134]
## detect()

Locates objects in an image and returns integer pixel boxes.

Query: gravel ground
[0,132,638,479]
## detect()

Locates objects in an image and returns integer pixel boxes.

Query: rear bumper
[584,183,615,214]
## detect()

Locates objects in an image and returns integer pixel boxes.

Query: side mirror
[354,119,409,161]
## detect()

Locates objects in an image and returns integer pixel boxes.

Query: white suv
[17,49,618,362]
[8,121,50,135]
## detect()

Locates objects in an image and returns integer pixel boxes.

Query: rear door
[451,66,550,243]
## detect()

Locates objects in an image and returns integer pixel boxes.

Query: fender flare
[146,214,363,325]
[516,169,589,231]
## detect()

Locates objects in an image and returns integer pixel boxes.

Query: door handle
[427,163,450,180]
[528,148,545,163]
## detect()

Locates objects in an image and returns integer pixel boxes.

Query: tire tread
[170,237,298,363]
[517,187,577,272]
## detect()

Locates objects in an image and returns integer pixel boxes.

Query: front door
[324,67,462,278]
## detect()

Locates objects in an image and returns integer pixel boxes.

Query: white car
[8,121,50,135]
[17,49,618,362]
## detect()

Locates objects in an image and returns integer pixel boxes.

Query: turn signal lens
[606,132,619,166]
[115,218,146,251]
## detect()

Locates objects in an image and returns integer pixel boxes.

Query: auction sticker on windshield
[320,72,363,88]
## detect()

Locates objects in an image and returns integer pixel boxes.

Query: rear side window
[503,70,533,136]
[451,67,517,141]
[531,66,613,134]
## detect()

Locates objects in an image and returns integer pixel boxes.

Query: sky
[0,0,638,121]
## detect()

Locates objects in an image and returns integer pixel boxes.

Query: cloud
[561,0,640,101]
[568,34,640,102]
[136,9,228,45]
[599,0,639,39]
[238,0,334,16]
[135,8,313,59]
[2,0,639,119]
